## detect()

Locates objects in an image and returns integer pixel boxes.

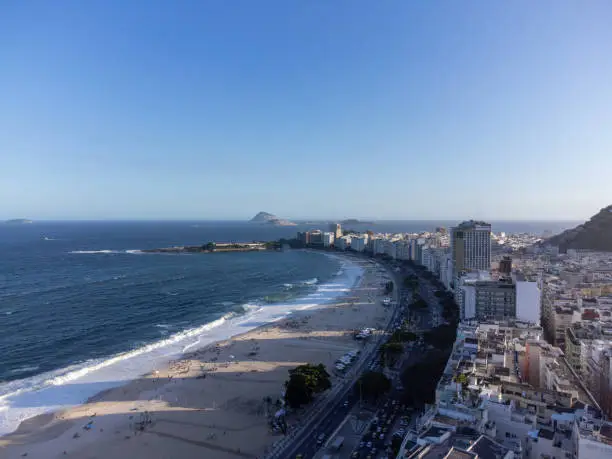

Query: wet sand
[0,255,394,459]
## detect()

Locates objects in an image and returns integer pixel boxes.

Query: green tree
[403,275,419,289]
[389,329,417,343]
[399,352,449,407]
[423,324,457,350]
[380,342,403,366]
[357,371,391,401]
[410,296,428,309]
[284,363,331,408]
[285,373,312,408]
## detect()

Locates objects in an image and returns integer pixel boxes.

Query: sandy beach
[0,254,394,459]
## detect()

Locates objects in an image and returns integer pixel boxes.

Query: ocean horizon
[0,219,576,435]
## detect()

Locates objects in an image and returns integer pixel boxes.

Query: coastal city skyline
[3,2,612,458]
[2,212,612,457]
[2,2,612,221]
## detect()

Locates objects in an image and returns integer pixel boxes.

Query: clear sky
[1,1,611,221]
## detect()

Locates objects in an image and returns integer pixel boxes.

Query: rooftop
[467,435,511,459]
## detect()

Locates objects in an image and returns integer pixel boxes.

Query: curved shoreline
[0,252,362,438]
[0,253,394,459]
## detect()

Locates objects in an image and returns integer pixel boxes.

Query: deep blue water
[0,221,344,384]
[0,219,579,435]
[0,219,577,383]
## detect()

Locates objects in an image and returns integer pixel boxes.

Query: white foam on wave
[8,366,40,375]
[283,277,319,289]
[216,301,235,307]
[0,253,364,437]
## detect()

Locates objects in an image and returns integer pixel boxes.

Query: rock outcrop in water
[546,205,612,252]
[250,212,296,226]
[5,219,33,224]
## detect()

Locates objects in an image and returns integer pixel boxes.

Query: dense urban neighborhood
[271,217,612,459]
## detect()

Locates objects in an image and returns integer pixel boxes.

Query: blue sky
[1,1,611,221]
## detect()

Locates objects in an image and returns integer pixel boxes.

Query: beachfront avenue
[268,256,404,459]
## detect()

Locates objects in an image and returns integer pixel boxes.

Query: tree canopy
[284,363,331,408]
[410,296,428,310]
[389,329,417,343]
[399,354,448,407]
[423,324,457,350]
[403,275,419,289]
[357,371,391,400]
[380,342,404,366]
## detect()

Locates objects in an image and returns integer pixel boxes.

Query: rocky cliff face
[547,205,612,252]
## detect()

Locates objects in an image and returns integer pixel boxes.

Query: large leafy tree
[380,342,403,366]
[284,363,331,408]
[357,371,391,401]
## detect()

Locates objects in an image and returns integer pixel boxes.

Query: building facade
[451,220,492,276]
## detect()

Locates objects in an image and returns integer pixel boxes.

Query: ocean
[0,219,577,435]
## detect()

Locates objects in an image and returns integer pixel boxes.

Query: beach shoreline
[0,252,394,459]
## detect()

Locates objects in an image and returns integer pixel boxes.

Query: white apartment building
[384,239,397,259]
[322,232,335,247]
[372,238,386,255]
[350,236,367,252]
[334,235,351,251]
[395,240,411,260]
[515,277,542,325]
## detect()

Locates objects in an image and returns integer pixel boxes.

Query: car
[343,400,349,408]
[371,447,377,455]
[351,452,360,458]
[382,427,388,433]
[376,426,382,433]
[359,441,365,448]
[379,433,385,440]
[366,441,372,448]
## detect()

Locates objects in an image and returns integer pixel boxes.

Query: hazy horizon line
[2,218,584,223]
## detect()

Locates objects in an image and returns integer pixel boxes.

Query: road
[342,263,451,459]
[268,259,448,459]
[273,261,403,459]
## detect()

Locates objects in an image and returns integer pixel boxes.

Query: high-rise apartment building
[329,223,342,239]
[451,220,492,275]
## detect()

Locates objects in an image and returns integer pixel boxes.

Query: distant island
[5,219,33,224]
[250,211,297,227]
[341,218,373,225]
